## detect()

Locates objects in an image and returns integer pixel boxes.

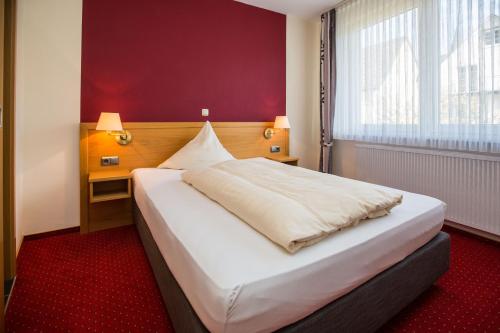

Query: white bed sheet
[133,168,445,333]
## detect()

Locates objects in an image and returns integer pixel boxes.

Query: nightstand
[86,169,133,232]
[267,156,299,166]
[89,169,131,203]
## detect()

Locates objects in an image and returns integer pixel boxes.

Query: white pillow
[158,121,235,170]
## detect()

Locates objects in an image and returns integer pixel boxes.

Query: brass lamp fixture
[264,116,290,139]
[96,112,133,145]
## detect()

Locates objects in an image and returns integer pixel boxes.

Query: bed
[132,167,450,333]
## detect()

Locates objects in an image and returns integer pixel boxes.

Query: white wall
[332,140,359,179]
[15,0,82,251]
[286,16,321,170]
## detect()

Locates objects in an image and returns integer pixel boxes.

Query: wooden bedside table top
[266,156,299,163]
[89,169,131,183]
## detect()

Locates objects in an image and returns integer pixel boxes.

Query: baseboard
[443,220,499,243]
[24,226,80,241]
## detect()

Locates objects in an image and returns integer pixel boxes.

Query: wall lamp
[96,112,133,145]
[264,116,290,139]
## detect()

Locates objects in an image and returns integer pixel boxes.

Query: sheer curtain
[334,0,500,153]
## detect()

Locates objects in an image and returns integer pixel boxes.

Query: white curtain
[334,0,500,153]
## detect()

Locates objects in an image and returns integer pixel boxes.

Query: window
[458,65,479,94]
[359,9,419,126]
[484,28,500,45]
[334,0,500,153]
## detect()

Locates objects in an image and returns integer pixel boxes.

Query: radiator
[356,144,500,236]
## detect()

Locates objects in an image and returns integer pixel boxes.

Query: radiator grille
[356,145,500,236]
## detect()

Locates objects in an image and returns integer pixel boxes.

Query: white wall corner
[286,15,321,170]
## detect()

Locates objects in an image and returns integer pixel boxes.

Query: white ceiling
[235,0,342,19]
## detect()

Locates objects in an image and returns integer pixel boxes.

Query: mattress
[132,168,445,333]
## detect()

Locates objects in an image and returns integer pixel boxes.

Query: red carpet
[6,227,172,332]
[5,226,500,332]
[380,227,500,333]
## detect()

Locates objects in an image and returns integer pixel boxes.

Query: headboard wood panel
[80,122,289,232]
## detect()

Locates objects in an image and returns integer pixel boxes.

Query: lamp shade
[274,116,290,129]
[96,112,123,131]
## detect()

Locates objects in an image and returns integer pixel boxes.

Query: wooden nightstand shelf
[89,169,131,203]
[85,169,133,233]
[267,156,299,166]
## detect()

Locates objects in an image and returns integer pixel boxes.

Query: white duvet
[182,158,403,253]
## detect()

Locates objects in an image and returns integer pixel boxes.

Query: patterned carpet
[6,227,172,332]
[380,227,500,332]
[5,225,500,332]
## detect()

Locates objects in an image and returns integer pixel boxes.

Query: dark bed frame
[134,202,450,333]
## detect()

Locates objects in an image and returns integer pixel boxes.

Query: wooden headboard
[80,122,289,232]
[80,122,289,172]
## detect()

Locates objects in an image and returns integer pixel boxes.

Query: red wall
[81,0,286,122]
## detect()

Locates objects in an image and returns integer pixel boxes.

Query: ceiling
[235,0,343,19]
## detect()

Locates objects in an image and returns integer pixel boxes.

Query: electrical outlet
[202,108,209,117]
[101,156,119,166]
[270,146,281,153]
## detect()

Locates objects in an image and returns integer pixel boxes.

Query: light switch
[202,108,209,117]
